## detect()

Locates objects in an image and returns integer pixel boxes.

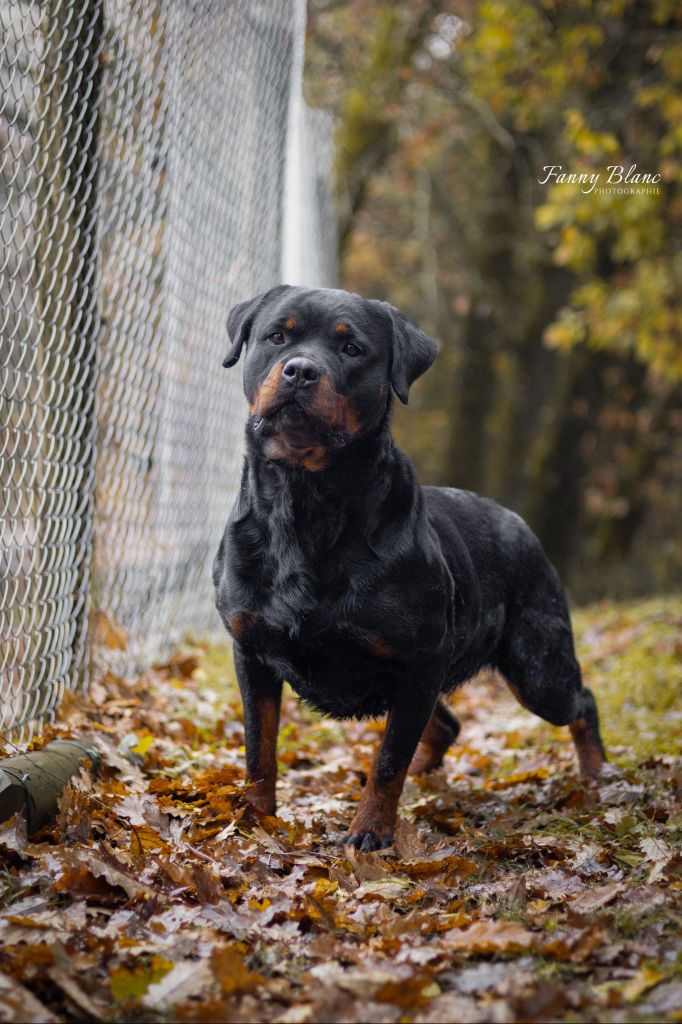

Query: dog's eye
[267,332,286,345]
[342,342,362,357]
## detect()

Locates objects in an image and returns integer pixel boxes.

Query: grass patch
[572,596,682,761]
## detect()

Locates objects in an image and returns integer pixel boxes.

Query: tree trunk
[443,307,498,492]
[524,347,607,581]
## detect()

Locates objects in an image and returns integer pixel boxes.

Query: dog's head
[224,285,437,471]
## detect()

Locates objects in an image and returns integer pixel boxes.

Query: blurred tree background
[304,0,682,603]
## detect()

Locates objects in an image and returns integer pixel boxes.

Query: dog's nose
[281,357,319,386]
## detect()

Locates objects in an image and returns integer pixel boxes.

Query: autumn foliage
[305,0,682,600]
[0,599,680,1022]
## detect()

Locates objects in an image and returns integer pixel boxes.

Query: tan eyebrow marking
[285,316,297,330]
[334,322,350,335]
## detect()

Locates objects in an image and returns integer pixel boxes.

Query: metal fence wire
[0,0,336,744]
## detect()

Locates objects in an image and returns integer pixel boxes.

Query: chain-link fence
[0,0,336,744]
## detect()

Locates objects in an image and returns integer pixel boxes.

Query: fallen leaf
[110,956,174,1001]
[211,946,265,995]
[92,611,127,651]
[640,836,673,882]
[143,960,215,1008]
[356,877,414,900]
[444,920,538,954]
[622,966,666,1003]
[570,881,623,912]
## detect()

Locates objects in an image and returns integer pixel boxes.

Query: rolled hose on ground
[0,740,99,835]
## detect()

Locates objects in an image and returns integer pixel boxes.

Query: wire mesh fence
[0,0,336,744]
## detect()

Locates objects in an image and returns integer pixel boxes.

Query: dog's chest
[228,609,403,719]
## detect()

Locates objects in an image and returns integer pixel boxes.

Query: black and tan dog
[213,285,606,851]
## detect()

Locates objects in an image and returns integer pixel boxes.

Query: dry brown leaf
[211,946,265,996]
[444,920,538,954]
[152,646,204,679]
[355,877,413,900]
[143,960,215,1008]
[569,880,623,913]
[401,854,478,881]
[129,824,171,857]
[0,812,28,854]
[91,611,128,651]
[1,615,679,1024]
[622,965,666,1003]
[640,836,673,882]
[392,818,429,859]
[345,845,393,882]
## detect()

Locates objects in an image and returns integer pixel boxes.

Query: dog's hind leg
[409,700,460,775]
[497,606,606,777]
[568,686,607,776]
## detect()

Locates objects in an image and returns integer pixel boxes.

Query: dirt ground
[0,597,680,1023]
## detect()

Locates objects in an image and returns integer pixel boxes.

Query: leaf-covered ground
[1,597,680,1023]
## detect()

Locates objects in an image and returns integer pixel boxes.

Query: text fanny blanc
[538,164,661,194]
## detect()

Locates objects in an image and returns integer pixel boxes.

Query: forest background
[304,0,682,602]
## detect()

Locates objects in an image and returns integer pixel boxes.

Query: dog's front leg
[344,682,440,851]
[234,644,282,816]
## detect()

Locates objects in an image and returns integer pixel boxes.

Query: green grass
[572,596,682,760]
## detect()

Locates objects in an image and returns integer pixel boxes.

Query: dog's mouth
[254,399,316,439]
[252,399,353,461]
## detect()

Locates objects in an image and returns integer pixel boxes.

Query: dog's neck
[242,420,420,541]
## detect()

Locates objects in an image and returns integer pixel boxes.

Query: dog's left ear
[381,303,438,404]
[224,284,292,367]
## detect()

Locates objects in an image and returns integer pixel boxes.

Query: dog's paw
[341,831,393,852]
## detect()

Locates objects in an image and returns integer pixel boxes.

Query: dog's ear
[223,284,292,367]
[381,302,438,404]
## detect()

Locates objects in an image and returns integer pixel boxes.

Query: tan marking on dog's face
[300,445,328,472]
[309,374,361,437]
[285,316,297,331]
[249,361,285,417]
[253,369,360,472]
[334,322,350,335]
[263,436,329,472]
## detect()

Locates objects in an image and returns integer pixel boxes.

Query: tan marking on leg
[569,716,605,776]
[347,765,405,845]
[246,694,280,815]
[508,678,605,777]
[409,708,455,774]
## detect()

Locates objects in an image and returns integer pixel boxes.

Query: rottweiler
[213,285,606,851]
